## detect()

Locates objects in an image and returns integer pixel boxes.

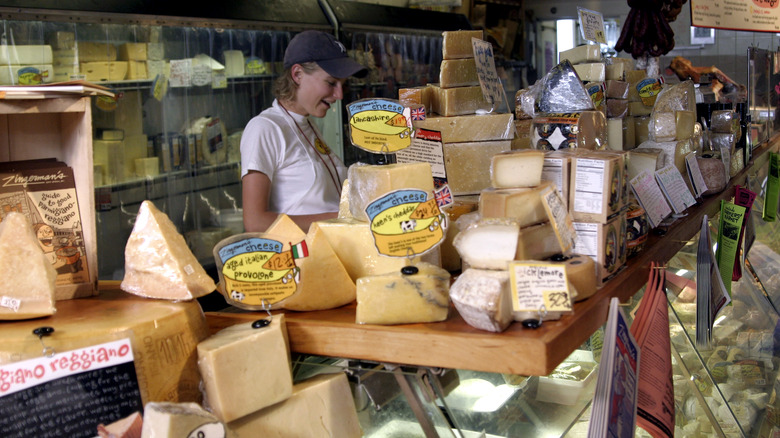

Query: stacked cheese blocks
[402,30,515,196]
[0,44,54,85]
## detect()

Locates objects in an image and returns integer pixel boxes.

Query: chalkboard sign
[0,338,143,438]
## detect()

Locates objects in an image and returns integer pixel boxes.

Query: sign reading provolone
[347,98,412,153]
[365,189,446,257]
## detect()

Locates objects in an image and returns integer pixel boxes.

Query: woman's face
[292,65,346,118]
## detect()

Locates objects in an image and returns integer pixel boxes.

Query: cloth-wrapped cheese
[697,154,728,196]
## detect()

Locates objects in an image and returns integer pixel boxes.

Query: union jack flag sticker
[434,184,453,208]
[410,106,426,121]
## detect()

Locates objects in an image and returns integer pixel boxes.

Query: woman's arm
[242,170,337,232]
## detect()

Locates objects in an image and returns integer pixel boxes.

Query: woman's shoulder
[245,104,286,131]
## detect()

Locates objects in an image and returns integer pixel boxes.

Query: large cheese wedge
[413,113,515,143]
[430,84,491,116]
[538,60,594,113]
[121,200,216,300]
[450,268,513,332]
[490,149,545,188]
[227,373,362,438]
[558,45,601,64]
[439,58,480,87]
[445,140,512,195]
[0,290,209,403]
[0,211,57,320]
[0,45,53,65]
[627,148,663,181]
[141,402,227,438]
[479,181,554,227]
[347,162,434,221]
[454,219,563,270]
[266,214,356,311]
[198,316,292,422]
[355,262,450,325]
[442,30,483,59]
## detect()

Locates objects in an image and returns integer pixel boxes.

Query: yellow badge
[314,138,331,155]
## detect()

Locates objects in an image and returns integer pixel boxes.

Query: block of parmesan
[0,45,53,65]
[454,219,563,270]
[445,140,512,195]
[197,316,292,422]
[442,30,483,59]
[558,45,601,64]
[490,149,545,188]
[430,84,491,116]
[347,162,434,221]
[0,212,56,320]
[227,373,362,438]
[118,43,147,61]
[77,41,117,62]
[479,181,554,227]
[399,85,434,109]
[450,268,513,332]
[440,58,480,87]
[413,113,515,143]
[121,200,216,300]
[356,262,450,325]
[141,402,226,438]
[573,62,605,82]
[265,214,356,311]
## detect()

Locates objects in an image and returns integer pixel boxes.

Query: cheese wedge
[413,113,515,143]
[198,316,292,422]
[227,373,362,438]
[490,149,545,188]
[558,45,601,64]
[0,212,57,320]
[454,219,563,270]
[450,268,513,332]
[347,162,434,221]
[479,182,554,227]
[266,214,356,311]
[141,402,227,438]
[445,140,513,195]
[356,262,450,325]
[121,200,216,300]
[439,58,480,87]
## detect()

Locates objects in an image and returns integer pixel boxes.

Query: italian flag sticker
[291,240,309,259]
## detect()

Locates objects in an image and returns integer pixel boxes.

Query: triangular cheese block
[97,411,142,438]
[266,214,355,311]
[537,59,595,113]
[0,212,56,320]
[121,200,216,300]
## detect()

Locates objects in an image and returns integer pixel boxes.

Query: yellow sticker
[152,74,169,102]
[366,189,446,258]
[508,261,573,312]
[95,95,118,112]
[347,98,412,154]
[216,236,307,307]
[17,67,46,85]
[314,138,331,155]
[637,78,663,106]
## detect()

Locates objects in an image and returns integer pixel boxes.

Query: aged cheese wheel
[0,289,209,404]
[450,268,513,332]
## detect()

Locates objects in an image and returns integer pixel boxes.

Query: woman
[241,30,367,232]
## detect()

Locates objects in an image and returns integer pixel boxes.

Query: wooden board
[204,140,777,376]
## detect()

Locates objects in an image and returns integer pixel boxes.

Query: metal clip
[522,304,548,329]
[251,299,273,329]
[33,326,55,358]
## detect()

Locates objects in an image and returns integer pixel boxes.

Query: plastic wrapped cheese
[450,268,513,332]
[653,79,695,113]
[413,113,515,143]
[711,110,739,133]
[531,111,607,150]
[605,80,629,99]
[515,88,533,120]
[356,262,450,325]
[444,140,512,195]
[711,132,736,152]
[650,111,677,142]
[731,148,744,177]
[0,212,57,320]
[606,99,628,119]
[347,162,434,221]
[537,60,595,113]
[637,139,694,178]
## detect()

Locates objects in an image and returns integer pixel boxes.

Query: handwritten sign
[508,262,573,312]
[629,170,672,228]
[471,38,505,111]
[347,98,412,153]
[215,235,306,308]
[365,189,446,258]
[168,59,192,87]
[0,339,143,438]
[577,7,607,44]
[655,165,697,214]
[692,0,780,33]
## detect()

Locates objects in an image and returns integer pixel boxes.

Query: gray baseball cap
[283,30,368,78]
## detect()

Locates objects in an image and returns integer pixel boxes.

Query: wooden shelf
[204,140,779,376]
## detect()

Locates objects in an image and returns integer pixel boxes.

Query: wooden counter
[204,140,778,376]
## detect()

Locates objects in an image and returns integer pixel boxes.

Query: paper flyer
[629,170,672,228]
[716,200,746,295]
[654,165,696,214]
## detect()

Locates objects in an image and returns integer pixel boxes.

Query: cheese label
[17,66,47,85]
[395,128,446,180]
[347,98,412,153]
[471,38,505,110]
[215,236,306,307]
[587,82,605,109]
[186,422,226,438]
[508,261,573,312]
[365,189,446,258]
[636,77,663,106]
[533,113,582,150]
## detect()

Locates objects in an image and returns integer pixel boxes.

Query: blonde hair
[272,62,321,102]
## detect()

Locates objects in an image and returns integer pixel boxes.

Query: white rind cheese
[450,268,513,332]
[121,200,216,300]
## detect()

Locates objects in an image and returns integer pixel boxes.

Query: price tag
[577,7,607,44]
[508,261,573,312]
[347,98,412,154]
[215,235,306,307]
[365,189,446,258]
[169,59,192,88]
[471,38,505,111]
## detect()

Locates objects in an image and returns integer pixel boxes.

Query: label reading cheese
[587,83,605,109]
[365,189,446,258]
[17,66,47,85]
[347,98,412,153]
[508,262,573,312]
[215,236,305,307]
[636,77,663,106]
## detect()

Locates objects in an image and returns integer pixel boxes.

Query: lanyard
[281,105,342,193]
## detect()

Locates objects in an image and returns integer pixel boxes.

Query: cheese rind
[442,30,483,59]
[121,200,217,300]
[0,212,57,320]
[490,149,545,188]
[450,268,513,332]
[430,84,491,116]
[454,219,563,270]
[197,316,293,422]
[227,373,362,438]
[558,45,601,64]
[356,262,450,325]
[413,113,515,143]
[440,58,480,87]
[140,402,227,438]
[445,140,512,195]
[347,162,434,221]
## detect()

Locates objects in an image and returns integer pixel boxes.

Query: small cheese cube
[224,50,245,77]
[356,262,450,325]
[197,316,293,422]
[126,60,148,80]
[347,162,434,221]
[450,268,513,332]
[77,41,117,62]
[439,58,480,88]
[490,149,545,188]
[442,30,483,59]
[558,45,601,64]
[479,181,554,227]
[141,402,226,438]
[399,85,434,108]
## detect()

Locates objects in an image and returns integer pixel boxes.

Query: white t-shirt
[240,100,346,216]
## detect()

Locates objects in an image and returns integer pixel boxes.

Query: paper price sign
[365,189,446,258]
[347,98,412,154]
[215,235,308,307]
[508,262,573,312]
[577,7,607,44]
[471,38,505,110]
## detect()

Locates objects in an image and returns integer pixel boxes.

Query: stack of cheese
[402,30,515,196]
[0,44,54,85]
[604,57,637,151]
[50,31,78,82]
[92,90,150,184]
[560,45,605,84]
[77,41,128,82]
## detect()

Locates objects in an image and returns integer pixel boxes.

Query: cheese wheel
[547,254,597,301]
[0,290,209,404]
[490,149,545,188]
